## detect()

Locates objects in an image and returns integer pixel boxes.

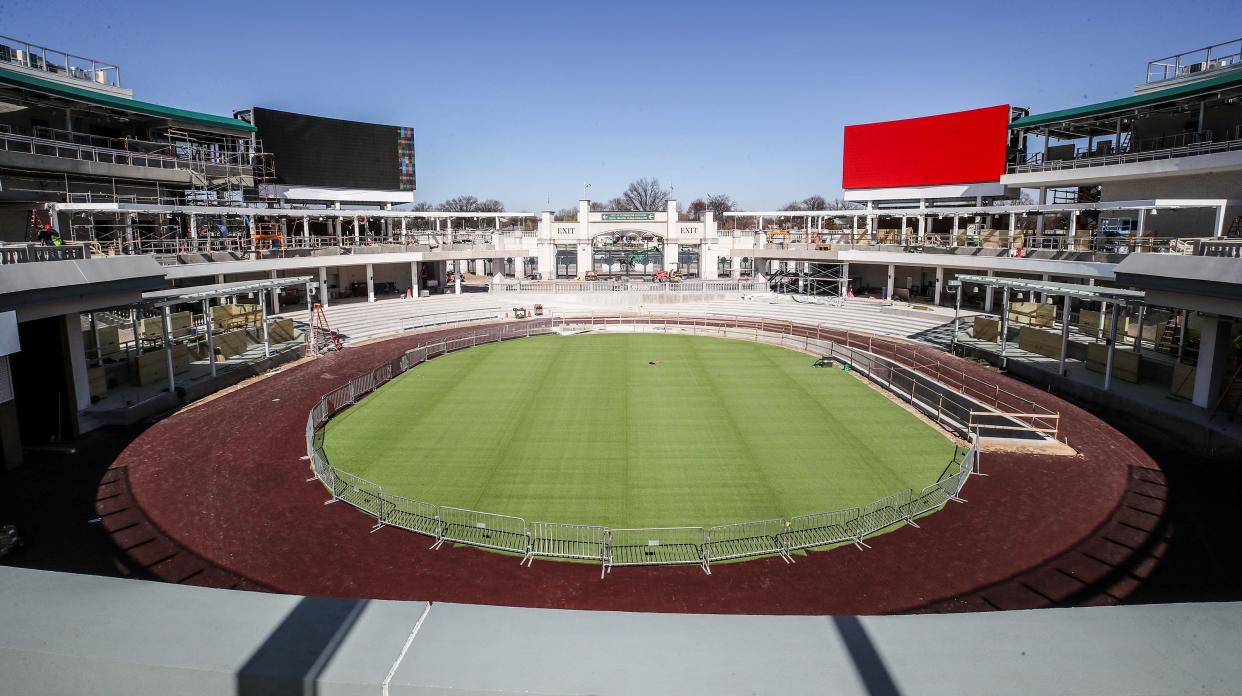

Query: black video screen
[252,107,415,191]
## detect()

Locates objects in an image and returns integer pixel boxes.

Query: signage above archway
[601,212,656,221]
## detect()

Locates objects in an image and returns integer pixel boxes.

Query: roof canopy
[142,276,313,307]
[0,67,255,133]
[1009,69,1242,131]
[954,275,1146,305]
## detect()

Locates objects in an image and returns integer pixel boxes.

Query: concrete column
[576,243,592,279]
[1036,187,1047,238]
[366,263,375,302]
[124,215,136,255]
[866,214,876,243]
[951,216,959,247]
[334,216,342,244]
[454,260,462,294]
[1068,211,1078,250]
[259,288,271,359]
[268,270,280,313]
[984,270,996,312]
[318,267,329,307]
[1008,213,1017,250]
[410,262,420,297]
[1103,302,1120,391]
[203,299,217,378]
[1059,294,1072,376]
[934,267,945,306]
[161,305,175,393]
[917,215,926,243]
[302,217,311,247]
[665,242,679,272]
[354,217,362,246]
[885,264,895,300]
[1137,208,1147,249]
[64,313,90,412]
[1000,287,1011,366]
[1192,316,1233,408]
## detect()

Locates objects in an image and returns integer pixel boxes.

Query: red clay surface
[103,319,1167,614]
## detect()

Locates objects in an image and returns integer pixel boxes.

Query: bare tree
[605,196,632,211]
[477,199,505,213]
[554,207,577,221]
[438,195,481,212]
[622,177,671,211]
[825,198,863,211]
[704,193,737,220]
[802,195,829,211]
[408,201,435,230]
[686,198,708,221]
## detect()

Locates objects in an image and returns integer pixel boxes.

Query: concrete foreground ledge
[1,566,1239,696]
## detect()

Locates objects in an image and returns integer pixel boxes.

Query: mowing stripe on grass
[322,333,953,529]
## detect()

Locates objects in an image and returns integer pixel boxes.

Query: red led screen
[842,105,1009,189]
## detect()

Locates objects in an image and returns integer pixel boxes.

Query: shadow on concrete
[236,595,368,696]
[833,615,903,696]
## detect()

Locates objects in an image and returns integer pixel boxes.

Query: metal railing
[0,34,121,87]
[1146,38,1242,84]
[0,242,91,264]
[1195,239,1242,258]
[304,316,1001,575]
[492,280,766,293]
[1009,136,1242,174]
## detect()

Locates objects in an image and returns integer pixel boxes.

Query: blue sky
[5,0,1240,211]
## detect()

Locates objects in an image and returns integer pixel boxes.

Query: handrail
[303,315,1008,574]
[1008,137,1242,174]
[0,33,121,87]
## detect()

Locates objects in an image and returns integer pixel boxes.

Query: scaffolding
[769,262,847,305]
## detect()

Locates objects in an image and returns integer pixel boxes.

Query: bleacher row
[304,318,979,576]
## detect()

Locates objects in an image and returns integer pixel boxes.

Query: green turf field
[322,333,955,529]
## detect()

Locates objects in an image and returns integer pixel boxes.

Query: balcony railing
[1146,38,1242,85]
[0,242,91,264]
[0,34,121,88]
[1194,239,1242,258]
[1008,136,1242,174]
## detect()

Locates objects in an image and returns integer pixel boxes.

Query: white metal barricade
[606,527,709,574]
[433,506,529,556]
[705,519,791,564]
[778,509,861,552]
[524,521,608,577]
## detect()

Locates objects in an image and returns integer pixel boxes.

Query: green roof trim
[1010,68,1242,130]
[0,67,255,133]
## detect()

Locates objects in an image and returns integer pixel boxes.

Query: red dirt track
[104,319,1167,614]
